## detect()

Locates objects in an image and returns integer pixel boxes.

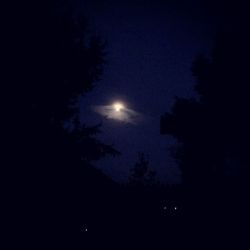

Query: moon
[113,102,124,112]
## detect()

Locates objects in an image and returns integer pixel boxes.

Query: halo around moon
[93,101,142,125]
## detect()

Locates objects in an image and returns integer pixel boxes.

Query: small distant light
[174,206,178,210]
[81,225,88,232]
[163,206,167,210]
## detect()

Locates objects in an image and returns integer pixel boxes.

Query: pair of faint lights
[164,206,178,210]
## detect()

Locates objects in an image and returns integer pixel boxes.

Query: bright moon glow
[92,101,143,125]
[113,102,124,112]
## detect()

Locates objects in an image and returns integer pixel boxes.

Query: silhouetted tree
[162,27,250,182]
[129,152,157,187]
[15,1,119,247]
[161,27,250,225]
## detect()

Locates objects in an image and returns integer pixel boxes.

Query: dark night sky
[77,0,222,183]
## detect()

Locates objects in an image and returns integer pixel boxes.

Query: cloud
[92,105,143,125]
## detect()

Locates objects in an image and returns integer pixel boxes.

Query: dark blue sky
[78,0,221,183]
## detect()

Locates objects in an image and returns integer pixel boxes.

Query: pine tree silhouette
[161,27,250,238]
[129,152,156,187]
[13,1,119,247]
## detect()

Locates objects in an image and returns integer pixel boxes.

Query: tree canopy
[14,1,119,246]
[161,29,250,190]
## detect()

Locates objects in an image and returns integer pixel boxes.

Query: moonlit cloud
[92,103,143,125]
